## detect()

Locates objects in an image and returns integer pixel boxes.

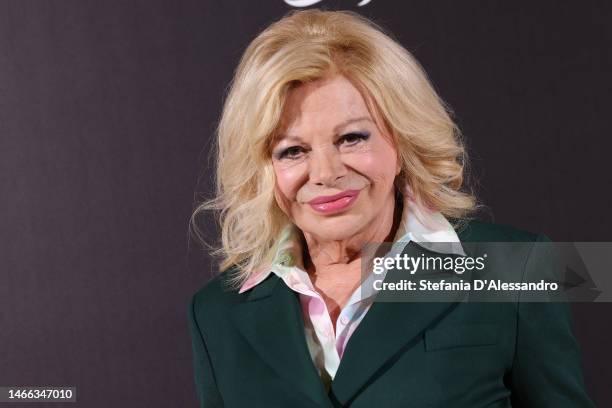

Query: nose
[309,145,346,186]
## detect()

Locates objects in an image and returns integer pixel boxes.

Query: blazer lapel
[330,241,472,405]
[231,274,332,408]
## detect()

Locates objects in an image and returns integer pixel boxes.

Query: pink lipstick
[307,189,360,214]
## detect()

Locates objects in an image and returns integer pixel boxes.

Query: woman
[188,9,594,407]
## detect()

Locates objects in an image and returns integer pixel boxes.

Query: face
[270,74,400,241]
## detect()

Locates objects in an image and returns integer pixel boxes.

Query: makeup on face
[270,74,399,241]
[307,188,362,214]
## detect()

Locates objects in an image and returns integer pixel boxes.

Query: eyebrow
[277,116,374,143]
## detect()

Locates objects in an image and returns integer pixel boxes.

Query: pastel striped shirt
[238,194,466,390]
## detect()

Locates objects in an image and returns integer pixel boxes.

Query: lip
[307,189,360,214]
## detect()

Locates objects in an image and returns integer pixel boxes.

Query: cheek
[272,162,306,215]
[347,146,398,189]
[273,163,304,199]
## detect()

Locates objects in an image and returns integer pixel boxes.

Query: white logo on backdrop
[285,0,372,7]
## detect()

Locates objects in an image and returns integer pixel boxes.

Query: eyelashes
[273,132,370,161]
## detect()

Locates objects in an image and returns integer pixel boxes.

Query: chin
[301,215,366,241]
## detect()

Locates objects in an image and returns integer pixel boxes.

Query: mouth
[307,189,361,214]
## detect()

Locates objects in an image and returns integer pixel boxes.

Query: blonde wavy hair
[190,9,479,288]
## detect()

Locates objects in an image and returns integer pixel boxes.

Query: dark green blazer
[188,221,595,407]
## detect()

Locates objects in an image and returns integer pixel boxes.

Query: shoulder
[189,267,244,328]
[454,219,549,243]
[455,220,558,286]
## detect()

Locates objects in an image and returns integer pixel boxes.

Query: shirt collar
[239,187,466,294]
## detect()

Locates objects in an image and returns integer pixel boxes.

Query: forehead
[279,75,371,134]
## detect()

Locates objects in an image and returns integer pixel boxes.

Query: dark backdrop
[1,1,610,407]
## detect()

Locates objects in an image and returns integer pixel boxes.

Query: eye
[273,132,370,161]
[338,132,370,146]
[275,145,306,160]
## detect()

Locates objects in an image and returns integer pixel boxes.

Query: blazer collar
[231,240,473,406]
[328,240,471,405]
[230,273,333,408]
